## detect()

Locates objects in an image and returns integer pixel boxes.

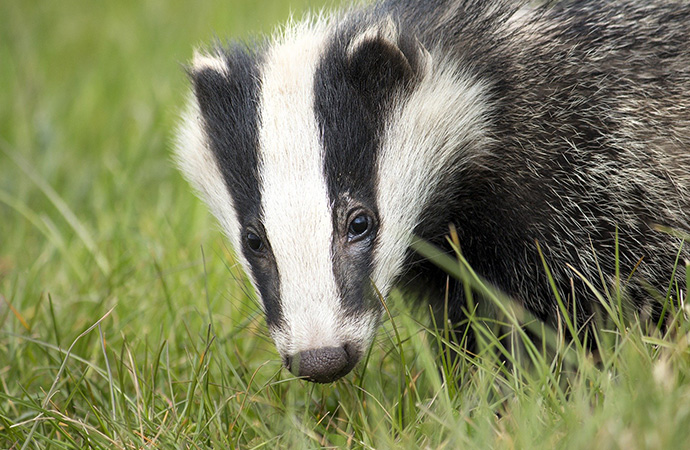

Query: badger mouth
[284,342,360,383]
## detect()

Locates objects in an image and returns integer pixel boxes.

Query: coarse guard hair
[175,0,690,383]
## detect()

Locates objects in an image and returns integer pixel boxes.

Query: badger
[175,0,690,383]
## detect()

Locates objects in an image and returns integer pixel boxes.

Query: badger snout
[285,343,360,383]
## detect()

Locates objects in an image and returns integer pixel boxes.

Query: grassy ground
[1,0,690,448]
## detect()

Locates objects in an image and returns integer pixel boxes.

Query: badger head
[175,17,491,383]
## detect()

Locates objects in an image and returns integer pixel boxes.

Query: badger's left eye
[348,214,372,241]
[246,231,264,253]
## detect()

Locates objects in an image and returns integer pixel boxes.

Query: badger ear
[346,19,429,94]
[186,47,259,135]
[187,50,232,112]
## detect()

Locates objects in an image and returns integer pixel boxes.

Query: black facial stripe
[191,45,282,327]
[330,200,380,317]
[313,31,380,315]
[314,38,381,207]
[314,22,420,314]
[191,47,262,218]
[239,222,282,328]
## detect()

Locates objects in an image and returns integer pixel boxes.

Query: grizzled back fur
[175,0,690,383]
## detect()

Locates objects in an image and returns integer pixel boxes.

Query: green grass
[2,0,690,448]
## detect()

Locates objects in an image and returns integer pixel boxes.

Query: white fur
[257,21,377,357]
[373,53,494,296]
[174,89,255,287]
[192,50,230,77]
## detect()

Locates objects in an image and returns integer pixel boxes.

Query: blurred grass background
[2,0,690,448]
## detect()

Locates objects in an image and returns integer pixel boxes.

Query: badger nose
[286,345,357,383]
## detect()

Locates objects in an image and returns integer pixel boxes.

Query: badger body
[175,0,690,383]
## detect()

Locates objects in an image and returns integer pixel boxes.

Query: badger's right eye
[246,232,264,253]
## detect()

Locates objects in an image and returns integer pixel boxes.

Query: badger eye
[348,214,371,240]
[246,231,264,253]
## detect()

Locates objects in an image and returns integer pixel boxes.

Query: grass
[1,0,690,448]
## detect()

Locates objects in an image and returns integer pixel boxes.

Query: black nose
[286,345,358,383]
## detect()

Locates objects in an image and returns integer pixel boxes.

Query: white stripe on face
[257,23,353,357]
[373,54,493,296]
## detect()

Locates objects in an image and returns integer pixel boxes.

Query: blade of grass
[20,307,115,450]
[0,139,110,276]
